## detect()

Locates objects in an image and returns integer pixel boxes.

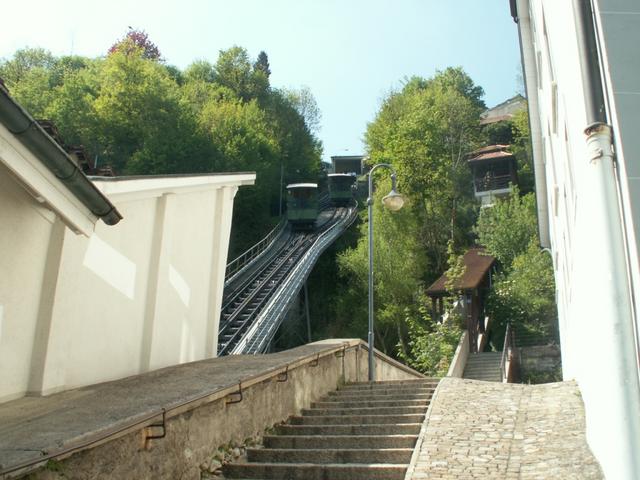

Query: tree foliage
[488,241,556,337]
[474,187,538,268]
[108,29,162,61]
[474,188,557,345]
[365,67,484,274]
[399,301,461,376]
[0,40,322,255]
[335,68,485,369]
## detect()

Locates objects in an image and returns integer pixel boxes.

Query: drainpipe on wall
[573,0,640,478]
[512,0,551,248]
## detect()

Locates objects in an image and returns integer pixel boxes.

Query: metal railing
[474,173,512,192]
[500,323,515,382]
[225,218,287,282]
[235,205,359,354]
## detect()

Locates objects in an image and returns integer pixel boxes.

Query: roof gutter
[0,85,122,226]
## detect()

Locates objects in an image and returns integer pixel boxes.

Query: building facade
[0,84,255,402]
[513,0,640,478]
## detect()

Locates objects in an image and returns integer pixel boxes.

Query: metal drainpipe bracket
[145,409,167,441]
[276,366,288,382]
[310,353,320,367]
[225,382,243,405]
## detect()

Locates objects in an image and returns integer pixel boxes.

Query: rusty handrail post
[500,323,512,382]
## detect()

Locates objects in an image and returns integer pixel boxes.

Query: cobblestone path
[406,377,603,479]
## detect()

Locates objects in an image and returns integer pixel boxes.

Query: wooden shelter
[426,248,496,352]
[468,145,518,205]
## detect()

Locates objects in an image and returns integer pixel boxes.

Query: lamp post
[367,163,404,381]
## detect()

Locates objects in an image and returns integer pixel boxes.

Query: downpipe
[584,123,640,479]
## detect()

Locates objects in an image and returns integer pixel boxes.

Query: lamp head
[382,190,404,211]
[382,173,405,211]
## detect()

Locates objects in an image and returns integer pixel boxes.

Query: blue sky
[1,0,522,163]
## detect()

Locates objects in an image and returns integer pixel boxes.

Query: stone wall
[518,345,562,383]
[5,340,421,480]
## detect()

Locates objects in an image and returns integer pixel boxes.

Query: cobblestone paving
[406,377,603,479]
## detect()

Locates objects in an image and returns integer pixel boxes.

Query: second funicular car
[327,173,356,206]
[286,183,319,229]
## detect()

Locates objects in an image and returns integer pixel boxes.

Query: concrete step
[301,405,426,416]
[336,386,436,396]
[324,391,433,402]
[346,378,438,385]
[464,363,501,369]
[464,368,501,377]
[223,379,435,480]
[289,413,425,425]
[264,434,418,449]
[464,375,502,382]
[463,352,503,382]
[311,399,428,409]
[274,423,423,436]
[246,447,414,464]
[340,381,438,390]
[223,462,407,479]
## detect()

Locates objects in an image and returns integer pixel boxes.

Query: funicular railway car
[327,173,356,206]
[286,183,319,229]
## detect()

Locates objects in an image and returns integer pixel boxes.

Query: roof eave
[0,85,122,226]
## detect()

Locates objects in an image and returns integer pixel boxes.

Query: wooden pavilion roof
[426,248,496,297]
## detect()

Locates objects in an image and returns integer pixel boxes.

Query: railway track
[217,207,348,356]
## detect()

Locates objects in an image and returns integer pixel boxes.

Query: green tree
[474,187,557,346]
[108,29,162,61]
[214,46,268,102]
[253,51,271,78]
[485,120,514,145]
[337,177,426,355]
[0,47,56,84]
[487,241,557,344]
[283,86,322,135]
[511,107,535,193]
[183,60,217,84]
[333,67,486,367]
[474,187,538,269]
[0,42,323,256]
[399,302,461,376]
[365,67,484,275]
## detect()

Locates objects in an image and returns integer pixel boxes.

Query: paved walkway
[406,377,603,479]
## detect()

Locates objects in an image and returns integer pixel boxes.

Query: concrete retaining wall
[10,339,421,480]
[446,331,469,378]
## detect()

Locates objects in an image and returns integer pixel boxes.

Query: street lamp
[367,163,404,381]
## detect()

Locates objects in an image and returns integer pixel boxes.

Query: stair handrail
[225,217,288,281]
[500,322,514,382]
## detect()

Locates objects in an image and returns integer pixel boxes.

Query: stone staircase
[223,378,438,479]
[463,352,503,382]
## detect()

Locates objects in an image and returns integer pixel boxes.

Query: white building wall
[0,162,57,402]
[517,0,640,478]
[0,172,254,401]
